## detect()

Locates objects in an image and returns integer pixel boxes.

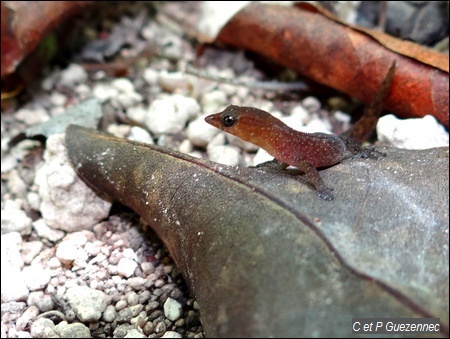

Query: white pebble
[1,232,24,273]
[15,107,49,126]
[55,322,91,338]
[124,329,146,338]
[21,241,44,264]
[206,145,241,166]
[27,192,41,211]
[186,114,220,147]
[164,297,182,322]
[128,126,154,144]
[301,96,321,113]
[21,263,51,291]
[55,240,78,265]
[59,64,88,87]
[377,114,449,149]
[200,90,228,114]
[93,83,119,102]
[49,92,68,107]
[116,92,143,108]
[1,272,29,302]
[117,258,138,278]
[161,331,182,338]
[1,199,32,235]
[126,106,147,124]
[145,94,200,135]
[111,78,135,93]
[32,219,65,242]
[66,286,107,322]
[35,134,111,232]
[102,305,116,322]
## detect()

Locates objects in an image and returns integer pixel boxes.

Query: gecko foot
[251,159,288,171]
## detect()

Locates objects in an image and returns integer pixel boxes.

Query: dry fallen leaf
[215,2,449,127]
[1,1,92,78]
[66,125,449,337]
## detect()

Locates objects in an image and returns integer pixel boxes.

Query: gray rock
[59,64,88,87]
[21,263,51,291]
[161,331,182,338]
[30,317,55,338]
[1,200,32,235]
[117,258,138,278]
[186,114,220,147]
[34,134,111,232]
[102,305,116,323]
[377,114,449,149]
[21,241,44,264]
[164,298,182,322]
[1,232,24,273]
[124,329,146,338]
[66,286,107,322]
[145,94,200,135]
[33,219,65,242]
[55,322,91,338]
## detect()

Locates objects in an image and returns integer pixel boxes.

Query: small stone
[102,305,116,322]
[15,107,49,126]
[116,92,143,108]
[21,241,44,264]
[27,192,41,211]
[200,90,227,114]
[377,114,449,149]
[93,83,119,102]
[1,232,24,273]
[66,286,107,322]
[111,78,135,93]
[56,322,91,338]
[164,297,182,322]
[16,305,39,331]
[301,96,321,113]
[21,263,51,291]
[186,114,220,147]
[124,329,146,338]
[206,145,241,166]
[141,262,155,275]
[36,295,54,312]
[127,277,145,290]
[117,258,138,278]
[126,291,139,306]
[56,240,78,265]
[35,134,111,232]
[145,94,200,135]
[126,106,147,124]
[30,317,55,338]
[59,64,88,87]
[162,331,182,338]
[128,126,154,144]
[49,92,68,107]
[1,273,29,302]
[33,219,65,242]
[116,300,128,311]
[1,199,32,235]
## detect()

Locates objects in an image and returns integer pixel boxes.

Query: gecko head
[205,105,240,131]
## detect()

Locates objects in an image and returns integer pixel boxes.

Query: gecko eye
[221,113,237,127]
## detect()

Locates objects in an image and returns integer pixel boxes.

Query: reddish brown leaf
[215,2,449,127]
[1,1,92,78]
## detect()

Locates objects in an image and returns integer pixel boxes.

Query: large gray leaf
[66,125,449,337]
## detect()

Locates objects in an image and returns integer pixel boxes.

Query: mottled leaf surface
[66,125,449,337]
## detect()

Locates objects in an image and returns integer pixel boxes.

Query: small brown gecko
[205,61,396,201]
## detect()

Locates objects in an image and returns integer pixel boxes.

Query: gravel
[1,2,447,338]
